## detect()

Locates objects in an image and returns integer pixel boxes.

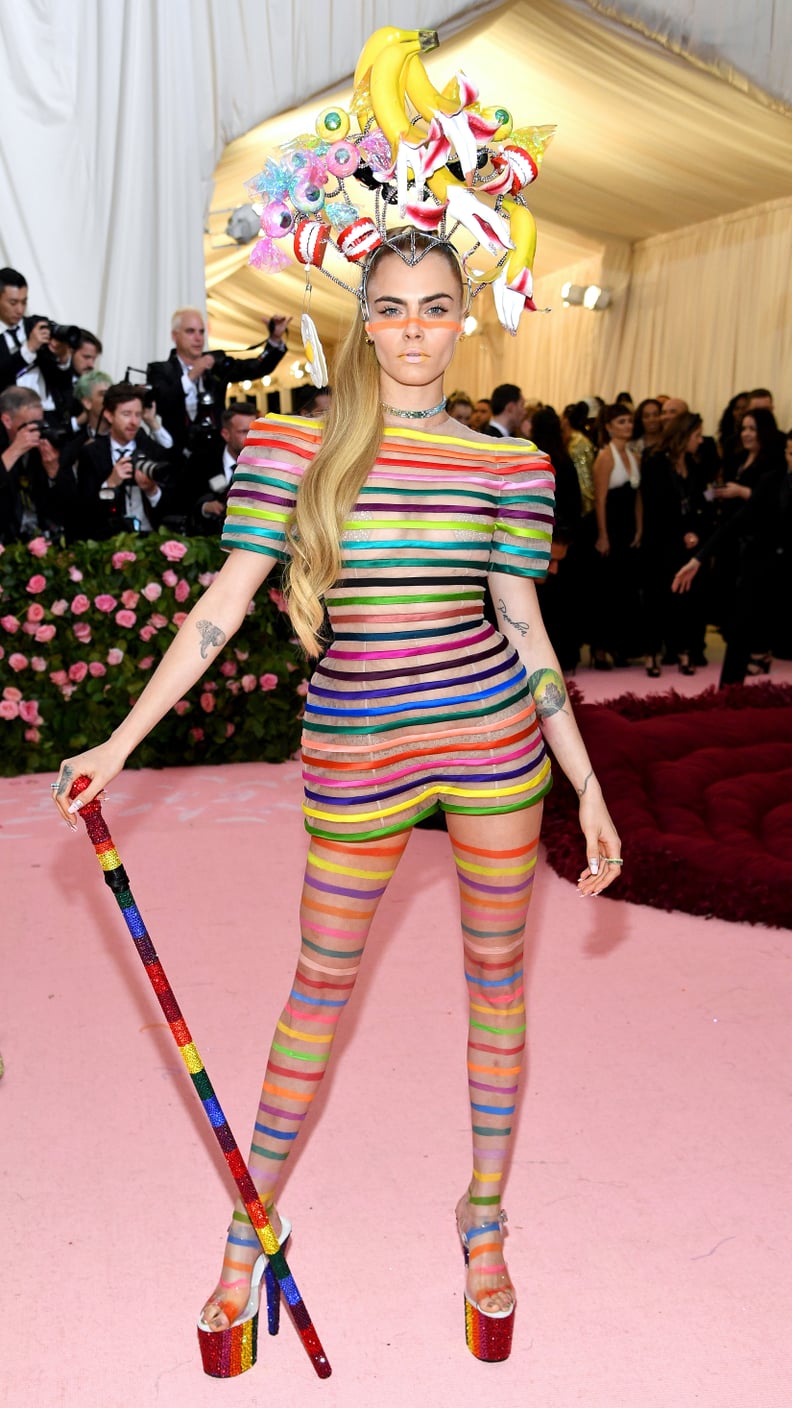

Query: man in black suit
[191,401,256,534]
[75,382,174,541]
[480,383,526,438]
[146,306,289,461]
[0,387,77,544]
[0,268,52,393]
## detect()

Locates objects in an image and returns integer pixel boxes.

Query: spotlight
[225,204,260,244]
[561,282,585,306]
[262,375,272,387]
[463,315,478,336]
[582,285,612,311]
[241,379,252,391]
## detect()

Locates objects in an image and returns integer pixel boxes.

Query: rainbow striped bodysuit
[221,414,556,842]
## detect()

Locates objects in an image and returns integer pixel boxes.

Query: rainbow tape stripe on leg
[71,775,331,1380]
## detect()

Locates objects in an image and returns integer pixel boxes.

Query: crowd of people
[446,383,792,688]
[0,264,294,545]
[2,262,789,687]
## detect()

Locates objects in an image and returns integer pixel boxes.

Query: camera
[38,422,69,449]
[31,318,82,349]
[130,450,172,486]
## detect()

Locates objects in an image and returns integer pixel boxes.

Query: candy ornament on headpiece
[245,24,554,375]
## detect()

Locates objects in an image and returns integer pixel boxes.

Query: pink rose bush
[0,531,309,774]
[160,539,188,562]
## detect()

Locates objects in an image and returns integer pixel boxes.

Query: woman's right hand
[595,535,610,556]
[671,559,701,595]
[51,739,128,830]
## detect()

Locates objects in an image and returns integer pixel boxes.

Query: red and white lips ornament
[337,218,382,263]
[294,219,330,267]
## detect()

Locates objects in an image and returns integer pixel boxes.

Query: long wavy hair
[284,231,463,656]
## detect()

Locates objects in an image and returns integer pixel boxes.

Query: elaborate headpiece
[245,26,554,383]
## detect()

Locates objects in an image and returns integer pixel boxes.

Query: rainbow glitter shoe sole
[197,1224,290,1378]
[464,1293,515,1362]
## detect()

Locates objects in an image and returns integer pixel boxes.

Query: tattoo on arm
[497,597,530,637]
[576,769,593,798]
[196,619,226,660]
[55,763,74,798]
[527,667,568,719]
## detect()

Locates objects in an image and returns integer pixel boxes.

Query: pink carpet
[3,657,792,1407]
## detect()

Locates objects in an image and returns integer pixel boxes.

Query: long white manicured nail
[589,857,599,875]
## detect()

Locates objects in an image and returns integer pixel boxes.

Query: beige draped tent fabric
[205,0,792,431]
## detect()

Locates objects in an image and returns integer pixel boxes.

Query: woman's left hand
[577,793,622,896]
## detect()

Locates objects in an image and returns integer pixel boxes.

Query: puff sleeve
[487,447,555,578]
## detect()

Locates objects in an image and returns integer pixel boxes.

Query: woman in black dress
[641,413,709,676]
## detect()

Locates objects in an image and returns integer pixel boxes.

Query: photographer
[145,306,289,464]
[190,401,255,534]
[0,267,52,392]
[75,382,175,540]
[18,328,103,437]
[0,386,77,544]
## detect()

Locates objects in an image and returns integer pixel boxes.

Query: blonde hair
[285,315,382,656]
[284,233,464,657]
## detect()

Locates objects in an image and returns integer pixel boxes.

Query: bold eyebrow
[372,292,454,306]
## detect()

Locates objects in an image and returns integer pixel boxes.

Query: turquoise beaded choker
[381,397,447,420]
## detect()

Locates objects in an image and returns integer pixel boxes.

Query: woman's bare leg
[445,804,543,1314]
[201,827,411,1330]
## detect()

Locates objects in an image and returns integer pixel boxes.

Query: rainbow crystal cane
[71,776,331,1380]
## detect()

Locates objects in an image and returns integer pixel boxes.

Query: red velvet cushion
[543,685,792,928]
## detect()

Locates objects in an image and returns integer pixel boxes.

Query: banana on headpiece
[245,26,555,336]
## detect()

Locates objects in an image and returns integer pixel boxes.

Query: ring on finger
[604,857,623,866]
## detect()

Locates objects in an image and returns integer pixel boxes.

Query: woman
[561,400,596,516]
[717,391,750,477]
[590,403,643,668]
[708,407,783,645]
[52,232,621,1369]
[674,425,790,683]
[630,398,662,464]
[446,389,474,426]
[530,405,583,670]
[641,413,709,676]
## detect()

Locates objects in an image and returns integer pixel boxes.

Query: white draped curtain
[0,0,496,377]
